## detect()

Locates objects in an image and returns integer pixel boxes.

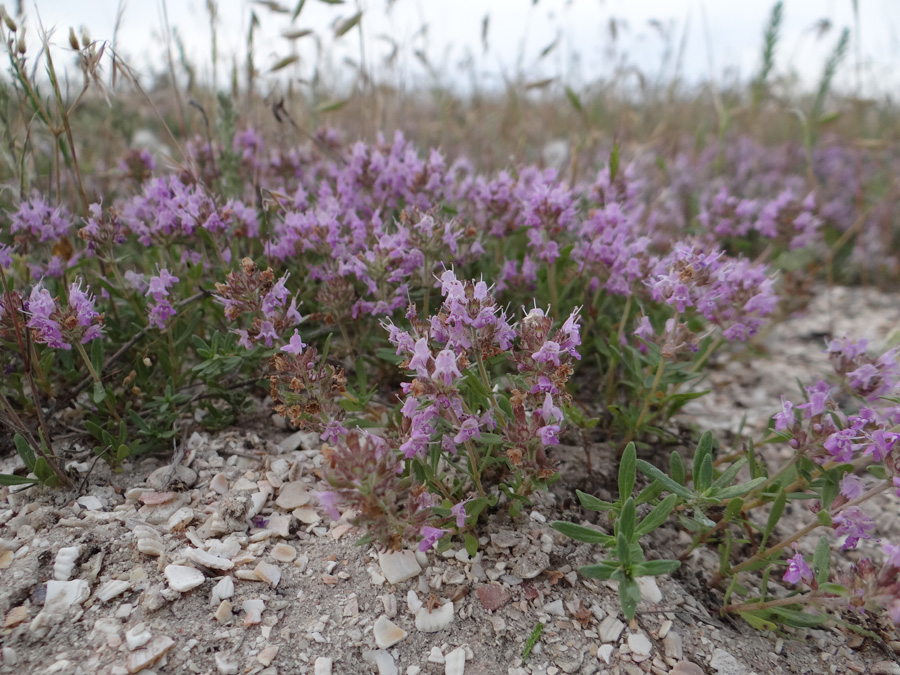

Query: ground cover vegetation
[1,0,900,638]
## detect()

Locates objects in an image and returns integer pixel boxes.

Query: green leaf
[465,533,478,558]
[635,494,676,538]
[334,11,362,38]
[576,489,616,512]
[93,381,107,405]
[669,451,685,485]
[551,521,614,546]
[315,99,348,113]
[697,454,713,494]
[812,535,830,584]
[866,464,888,480]
[90,338,104,375]
[0,473,38,486]
[692,430,714,485]
[769,607,829,628]
[711,458,747,490]
[760,487,786,551]
[565,85,583,113]
[635,459,694,499]
[291,0,306,20]
[14,433,36,472]
[618,498,636,541]
[353,533,374,547]
[609,142,620,182]
[715,477,767,500]
[33,458,58,486]
[616,532,632,566]
[618,576,641,621]
[724,497,744,521]
[578,561,619,580]
[522,622,543,663]
[634,480,665,506]
[819,583,848,596]
[739,610,776,631]
[632,559,680,577]
[618,442,636,499]
[816,510,832,527]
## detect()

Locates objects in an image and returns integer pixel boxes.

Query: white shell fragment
[254,561,281,587]
[414,602,454,633]
[210,576,234,604]
[242,598,264,625]
[164,565,205,592]
[53,546,80,581]
[373,615,407,648]
[185,548,234,571]
[165,507,194,531]
[378,550,421,584]
[126,636,174,673]
[125,623,152,650]
[275,481,311,510]
[361,649,398,675]
[136,538,165,557]
[210,473,229,494]
[270,543,296,562]
[95,579,131,602]
[314,657,333,675]
[444,646,467,675]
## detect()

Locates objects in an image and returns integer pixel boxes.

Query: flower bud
[2,7,17,32]
[68,27,79,50]
[142,356,152,367]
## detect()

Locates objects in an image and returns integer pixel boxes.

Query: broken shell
[53,546,80,581]
[164,565,205,592]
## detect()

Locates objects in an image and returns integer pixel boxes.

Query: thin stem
[74,341,121,423]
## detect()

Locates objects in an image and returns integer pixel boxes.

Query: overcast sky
[13,0,900,96]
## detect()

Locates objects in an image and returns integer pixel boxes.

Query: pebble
[511,551,548,579]
[125,624,152,650]
[637,576,662,604]
[214,600,233,623]
[77,495,103,510]
[137,538,165,557]
[872,664,900,675]
[428,647,444,664]
[670,662,705,675]
[164,565,205,592]
[490,530,525,548]
[3,606,28,628]
[258,644,279,666]
[628,632,652,656]
[215,652,239,675]
[125,636,174,673]
[543,599,565,617]
[378,550,422,584]
[598,616,625,643]
[597,644,613,664]
[664,631,683,660]
[362,649,398,675]
[373,615,407,648]
[2,647,17,666]
[476,585,510,611]
[293,506,321,524]
[275,482,311,510]
[415,602,454,632]
[444,647,466,675]
[44,579,90,613]
[267,514,291,538]
[314,657,333,675]
[210,473,229,494]
[147,464,197,490]
[710,648,750,675]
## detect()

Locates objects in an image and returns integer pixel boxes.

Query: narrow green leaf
[636,459,694,499]
[812,535,830,584]
[269,55,300,72]
[760,487,787,550]
[697,454,713,494]
[693,430,714,484]
[866,464,888,480]
[608,142,620,182]
[616,532,631,566]
[576,489,616,512]
[522,622,543,662]
[634,480,665,506]
[819,583,848,596]
[334,11,362,38]
[90,338,104,376]
[715,477,767,500]
[711,458,747,490]
[633,559,680,576]
[565,85,583,113]
[315,99,348,113]
[618,442,636,499]
[739,610,777,631]
[816,510,832,527]
[669,451,685,485]
[635,494,677,538]
[14,434,36,472]
[769,607,828,628]
[551,521,614,546]
[93,381,107,405]
[618,498,636,541]
[578,561,619,580]
[291,0,306,20]
[0,473,38,485]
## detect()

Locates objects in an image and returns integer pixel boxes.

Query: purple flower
[418,526,446,551]
[833,506,876,550]
[883,541,900,569]
[532,340,562,366]
[538,424,561,446]
[783,547,813,585]
[256,320,279,347]
[633,315,654,342]
[773,398,794,432]
[540,393,563,424]
[432,349,461,386]
[314,491,341,520]
[408,338,431,376]
[451,498,471,528]
[320,420,348,444]
[839,473,866,501]
[146,267,179,302]
[148,300,176,330]
[281,329,306,355]
[453,416,481,445]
